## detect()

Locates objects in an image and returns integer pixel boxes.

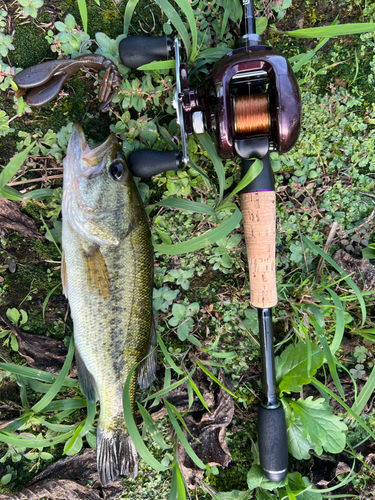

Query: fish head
[62,123,140,246]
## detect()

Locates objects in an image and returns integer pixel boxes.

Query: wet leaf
[177,370,234,489]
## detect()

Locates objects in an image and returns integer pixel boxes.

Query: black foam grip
[128,150,183,178]
[119,36,173,68]
[257,404,288,482]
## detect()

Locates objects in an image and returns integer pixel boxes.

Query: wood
[240,191,277,308]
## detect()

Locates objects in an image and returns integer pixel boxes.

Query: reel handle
[257,404,288,482]
[119,36,174,68]
[128,149,183,177]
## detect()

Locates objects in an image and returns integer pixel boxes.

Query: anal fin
[137,321,157,390]
[75,348,98,403]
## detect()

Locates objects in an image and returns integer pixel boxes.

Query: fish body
[61,124,155,485]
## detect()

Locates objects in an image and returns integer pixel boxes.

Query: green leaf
[351,365,375,415]
[155,0,191,58]
[218,159,263,207]
[137,402,171,449]
[285,23,375,38]
[363,244,375,259]
[247,464,286,491]
[186,378,210,412]
[44,398,87,412]
[302,236,366,326]
[23,188,55,201]
[173,0,197,59]
[123,363,168,472]
[170,463,187,500]
[153,207,242,255]
[195,360,234,397]
[31,336,75,414]
[0,430,73,448]
[77,0,88,34]
[309,315,344,399]
[123,0,140,37]
[196,133,225,205]
[325,288,345,356]
[312,377,375,444]
[151,198,215,216]
[64,435,83,456]
[291,19,336,73]
[143,372,191,402]
[275,343,324,394]
[0,363,77,388]
[138,60,176,71]
[256,17,268,35]
[6,308,20,325]
[43,284,61,323]
[40,215,62,256]
[157,333,184,375]
[10,333,18,352]
[288,397,347,455]
[0,184,23,201]
[79,401,96,437]
[86,430,97,449]
[0,143,34,191]
[286,415,313,460]
[1,473,12,485]
[164,399,207,470]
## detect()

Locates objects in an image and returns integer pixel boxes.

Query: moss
[10,23,53,69]
[59,0,124,39]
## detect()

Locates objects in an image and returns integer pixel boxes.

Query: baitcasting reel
[120,0,302,483]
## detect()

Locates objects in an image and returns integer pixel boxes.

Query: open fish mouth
[63,123,120,182]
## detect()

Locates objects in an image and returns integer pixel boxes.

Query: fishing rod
[119,0,301,482]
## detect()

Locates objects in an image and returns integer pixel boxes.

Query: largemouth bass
[61,123,155,485]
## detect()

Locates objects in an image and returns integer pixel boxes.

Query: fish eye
[109,161,125,180]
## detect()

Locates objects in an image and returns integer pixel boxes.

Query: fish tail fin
[97,424,138,486]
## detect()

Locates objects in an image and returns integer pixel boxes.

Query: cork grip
[240,191,277,308]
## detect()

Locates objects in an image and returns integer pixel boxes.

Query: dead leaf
[0,316,71,374]
[177,369,234,489]
[0,450,125,500]
[0,200,43,239]
[0,479,101,500]
[334,249,375,291]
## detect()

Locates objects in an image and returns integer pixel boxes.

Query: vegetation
[0,0,374,499]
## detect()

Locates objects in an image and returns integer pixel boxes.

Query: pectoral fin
[61,249,68,297]
[84,246,111,300]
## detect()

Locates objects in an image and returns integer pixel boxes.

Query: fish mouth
[64,123,120,180]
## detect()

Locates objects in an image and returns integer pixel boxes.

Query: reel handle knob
[257,404,288,482]
[119,36,174,68]
[128,150,183,177]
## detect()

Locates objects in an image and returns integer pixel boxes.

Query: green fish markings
[61,124,155,485]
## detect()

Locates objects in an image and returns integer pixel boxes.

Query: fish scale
[62,124,155,485]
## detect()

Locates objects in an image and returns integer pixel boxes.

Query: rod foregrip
[119,36,173,68]
[240,190,277,308]
[257,404,288,482]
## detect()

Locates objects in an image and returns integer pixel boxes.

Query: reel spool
[234,94,270,138]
